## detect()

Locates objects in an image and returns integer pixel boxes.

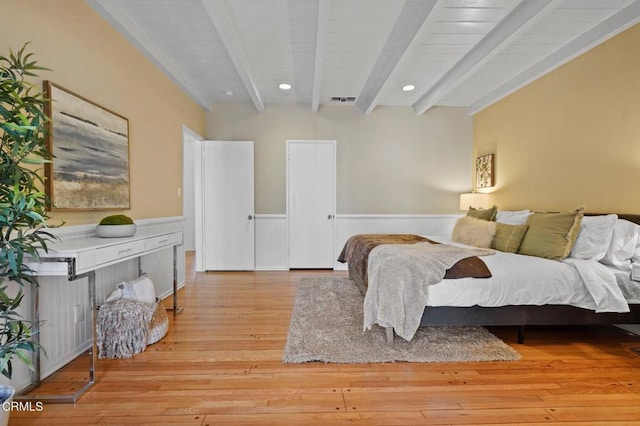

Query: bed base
[417,304,640,344]
[383,301,640,344]
[349,263,640,344]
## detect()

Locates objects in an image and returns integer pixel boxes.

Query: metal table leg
[16,270,97,403]
[165,245,183,315]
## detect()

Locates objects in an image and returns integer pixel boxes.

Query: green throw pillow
[467,205,497,221]
[517,208,584,260]
[492,223,528,253]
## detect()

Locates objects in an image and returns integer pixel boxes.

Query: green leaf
[0,43,55,379]
[14,350,35,371]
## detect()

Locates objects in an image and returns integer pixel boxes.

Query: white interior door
[203,140,255,270]
[288,140,336,269]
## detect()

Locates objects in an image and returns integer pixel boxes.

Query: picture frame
[44,81,130,210]
[476,153,494,188]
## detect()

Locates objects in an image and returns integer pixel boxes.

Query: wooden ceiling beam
[201,0,265,112]
[311,0,330,112]
[413,0,556,115]
[355,0,438,115]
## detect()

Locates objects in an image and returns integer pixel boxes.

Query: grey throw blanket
[364,242,494,341]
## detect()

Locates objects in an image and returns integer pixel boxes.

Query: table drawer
[144,232,182,251]
[78,240,146,271]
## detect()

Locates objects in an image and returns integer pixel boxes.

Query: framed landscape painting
[44,81,130,210]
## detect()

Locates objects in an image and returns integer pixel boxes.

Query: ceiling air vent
[330,96,356,103]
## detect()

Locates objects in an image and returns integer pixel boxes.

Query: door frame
[182,125,202,252]
[286,139,337,268]
[191,130,205,272]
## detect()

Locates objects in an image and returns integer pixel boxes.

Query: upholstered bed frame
[348,213,640,344]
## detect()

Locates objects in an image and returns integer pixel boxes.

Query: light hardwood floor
[12,253,640,425]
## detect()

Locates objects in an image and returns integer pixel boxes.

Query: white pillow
[105,275,157,304]
[127,275,157,304]
[451,216,497,248]
[570,214,617,261]
[634,228,640,264]
[496,210,530,225]
[600,219,639,270]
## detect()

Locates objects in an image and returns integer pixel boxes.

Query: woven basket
[147,301,169,345]
[97,299,156,359]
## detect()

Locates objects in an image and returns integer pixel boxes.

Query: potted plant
[96,214,136,238]
[1,44,54,422]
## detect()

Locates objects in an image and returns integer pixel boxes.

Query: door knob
[328,214,334,219]
[248,215,253,220]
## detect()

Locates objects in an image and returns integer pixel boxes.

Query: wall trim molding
[47,216,185,242]
[337,213,461,219]
[48,216,184,237]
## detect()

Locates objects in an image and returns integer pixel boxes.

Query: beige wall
[473,23,640,213]
[206,104,473,214]
[2,0,205,225]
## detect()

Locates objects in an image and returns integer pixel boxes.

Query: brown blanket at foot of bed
[337,234,491,288]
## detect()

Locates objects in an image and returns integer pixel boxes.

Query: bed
[338,213,640,343]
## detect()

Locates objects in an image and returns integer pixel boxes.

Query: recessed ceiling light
[278,82,292,90]
[402,84,416,92]
[224,90,234,97]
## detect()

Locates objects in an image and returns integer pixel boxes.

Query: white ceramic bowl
[96,224,137,238]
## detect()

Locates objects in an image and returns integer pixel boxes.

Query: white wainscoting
[255,214,289,270]
[249,213,461,271]
[7,217,185,391]
[217,213,461,271]
[333,214,461,270]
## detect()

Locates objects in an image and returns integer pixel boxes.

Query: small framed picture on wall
[476,153,494,188]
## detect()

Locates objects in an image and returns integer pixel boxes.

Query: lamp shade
[459,192,490,210]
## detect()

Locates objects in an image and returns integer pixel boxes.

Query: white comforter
[364,236,630,341]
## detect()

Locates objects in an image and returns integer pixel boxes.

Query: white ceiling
[87,0,640,115]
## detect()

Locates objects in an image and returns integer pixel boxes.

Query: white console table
[18,227,183,403]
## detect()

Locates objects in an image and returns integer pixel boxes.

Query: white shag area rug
[283,277,521,364]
